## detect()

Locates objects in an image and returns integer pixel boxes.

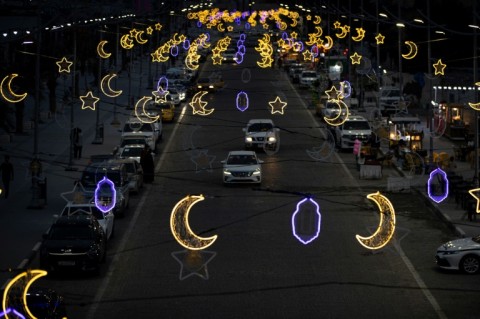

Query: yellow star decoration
[325,86,342,100]
[227,26,234,32]
[211,54,223,65]
[211,47,222,55]
[155,23,162,31]
[80,91,100,111]
[350,52,362,64]
[146,26,154,35]
[129,28,140,38]
[290,31,298,39]
[302,50,313,61]
[56,57,73,74]
[468,188,480,213]
[268,96,287,114]
[333,21,342,29]
[433,59,447,75]
[152,90,169,103]
[262,22,270,29]
[375,33,385,44]
[306,15,312,21]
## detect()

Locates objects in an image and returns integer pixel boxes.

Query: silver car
[435,235,480,274]
[222,150,263,184]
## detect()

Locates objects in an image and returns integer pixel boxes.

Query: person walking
[72,127,83,159]
[0,155,14,198]
[140,145,154,183]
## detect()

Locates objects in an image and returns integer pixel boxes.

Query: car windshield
[49,224,94,240]
[343,121,370,130]
[121,138,146,147]
[121,147,143,158]
[66,206,105,220]
[472,235,480,243]
[81,170,121,188]
[123,123,153,132]
[227,154,258,165]
[248,123,273,132]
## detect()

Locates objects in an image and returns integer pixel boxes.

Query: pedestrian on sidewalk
[140,144,154,183]
[72,127,83,159]
[0,155,13,198]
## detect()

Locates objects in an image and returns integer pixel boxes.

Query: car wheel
[460,255,480,274]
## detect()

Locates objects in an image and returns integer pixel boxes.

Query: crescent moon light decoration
[323,99,349,126]
[2,269,48,319]
[95,176,117,214]
[100,73,122,98]
[356,192,396,250]
[96,40,111,58]
[0,74,27,103]
[291,197,322,245]
[134,96,159,123]
[427,168,449,203]
[351,27,366,42]
[468,82,480,110]
[401,40,418,60]
[189,91,214,116]
[170,194,218,250]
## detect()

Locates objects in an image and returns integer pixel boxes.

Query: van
[80,161,130,216]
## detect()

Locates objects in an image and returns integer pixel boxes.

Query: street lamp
[469,21,479,185]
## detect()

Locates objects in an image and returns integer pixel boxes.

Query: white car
[333,115,372,150]
[118,144,147,164]
[243,119,280,151]
[60,201,115,240]
[112,158,144,194]
[121,118,161,151]
[222,150,263,184]
[435,236,480,274]
[299,70,318,87]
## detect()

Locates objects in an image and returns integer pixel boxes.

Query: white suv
[299,70,318,87]
[121,118,161,151]
[333,115,372,150]
[243,119,280,151]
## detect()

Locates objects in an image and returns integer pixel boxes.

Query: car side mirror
[221,160,226,164]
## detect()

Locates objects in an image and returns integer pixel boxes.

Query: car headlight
[245,137,253,142]
[223,169,232,175]
[197,85,202,89]
[252,168,261,175]
[267,136,276,142]
[209,85,214,89]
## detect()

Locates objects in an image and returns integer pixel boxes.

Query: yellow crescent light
[120,34,134,49]
[185,55,199,71]
[2,269,48,319]
[313,15,321,25]
[468,83,480,110]
[322,36,334,50]
[351,27,366,42]
[217,23,225,32]
[0,74,27,103]
[323,99,349,126]
[356,192,396,250]
[335,25,349,39]
[402,40,418,60]
[170,194,218,250]
[189,91,214,116]
[257,55,274,68]
[134,30,148,44]
[97,40,111,59]
[100,73,122,98]
[134,96,159,123]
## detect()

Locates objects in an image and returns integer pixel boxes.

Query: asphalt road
[25,52,480,318]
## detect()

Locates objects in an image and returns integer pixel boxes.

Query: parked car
[223,48,237,63]
[117,144,147,164]
[113,136,148,156]
[435,235,480,274]
[60,199,115,240]
[40,215,107,274]
[243,119,280,151]
[299,70,318,87]
[196,77,224,92]
[222,150,263,184]
[121,118,161,151]
[332,115,372,150]
[112,158,144,193]
[80,161,130,217]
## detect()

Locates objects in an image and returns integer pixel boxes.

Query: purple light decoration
[157,76,168,94]
[281,32,288,40]
[183,39,190,50]
[196,21,202,28]
[235,17,241,25]
[291,197,322,245]
[170,45,179,57]
[311,45,319,57]
[244,22,251,30]
[295,40,304,52]
[236,91,249,112]
[235,52,244,64]
[94,176,117,214]
[237,45,246,55]
[237,39,244,48]
[341,80,352,98]
[0,308,26,319]
[428,168,449,203]
[205,32,210,42]
[239,33,246,41]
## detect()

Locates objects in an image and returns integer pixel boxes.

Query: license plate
[58,260,75,266]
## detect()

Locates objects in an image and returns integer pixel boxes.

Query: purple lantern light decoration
[428,168,449,203]
[236,91,249,111]
[291,197,322,245]
[95,176,117,214]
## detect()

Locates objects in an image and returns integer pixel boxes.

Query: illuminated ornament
[189,91,214,116]
[217,23,225,32]
[183,39,191,50]
[351,27,366,41]
[306,15,312,21]
[170,194,218,250]
[235,52,244,64]
[313,15,321,24]
[171,250,217,280]
[302,49,313,62]
[185,55,199,70]
[96,40,111,58]
[134,96,159,123]
[80,91,100,111]
[375,33,385,44]
[170,45,179,57]
[100,73,122,98]
[324,85,343,100]
[94,176,117,214]
[0,307,25,318]
[468,188,480,213]
[468,82,480,110]
[55,57,73,74]
[120,34,134,49]
[339,81,352,99]
[0,74,27,103]
[268,96,287,114]
[433,59,447,75]
[402,40,418,60]
[157,76,169,94]
[321,36,334,50]
[356,192,396,250]
[155,23,162,30]
[335,25,349,39]
[152,90,169,103]
[290,31,298,39]
[190,149,216,173]
[211,54,223,65]
[2,269,48,319]
[349,52,362,64]
[227,25,234,32]
[146,26,153,35]
[323,99,349,126]
[236,91,249,112]
[135,30,148,44]
[291,197,322,245]
[427,168,449,203]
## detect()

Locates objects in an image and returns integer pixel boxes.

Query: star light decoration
[56,57,73,74]
[433,59,447,75]
[375,33,385,44]
[268,96,287,114]
[349,52,362,64]
[171,250,217,280]
[190,149,216,173]
[80,91,100,111]
[60,181,89,204]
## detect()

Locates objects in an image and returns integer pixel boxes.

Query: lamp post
[469,19,479,185]
[66,30,78,171]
